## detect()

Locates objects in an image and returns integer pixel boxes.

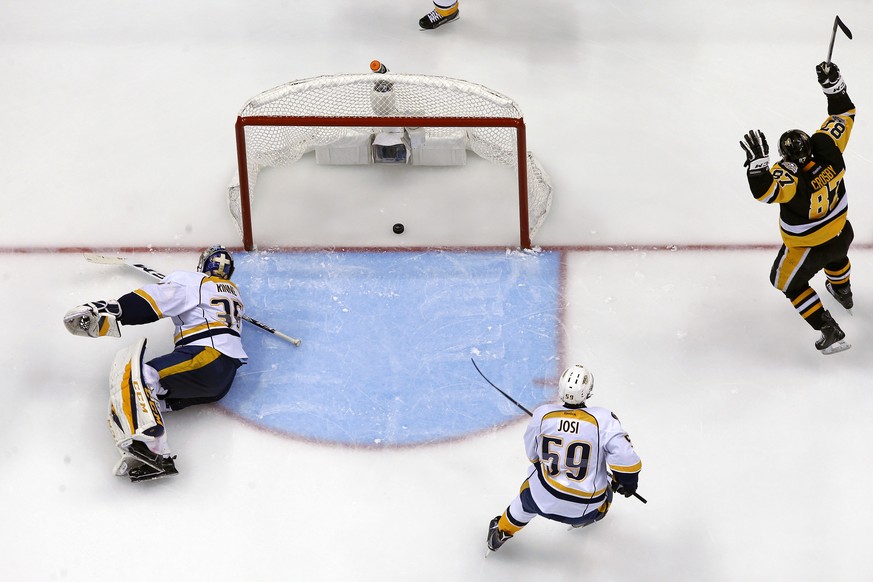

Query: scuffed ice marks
[222,250,562,446]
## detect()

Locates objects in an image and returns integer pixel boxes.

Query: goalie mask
[778,129,812,165]
[197,245,235,279]
[559,365,594,407]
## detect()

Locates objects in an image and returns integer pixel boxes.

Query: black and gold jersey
[747,92,855,248]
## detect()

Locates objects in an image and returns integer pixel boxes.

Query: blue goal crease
[218,249,562,447]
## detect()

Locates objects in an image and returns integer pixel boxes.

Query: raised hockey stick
[827,16,853,64]
[83,253,302,346]
[471,357,647,504]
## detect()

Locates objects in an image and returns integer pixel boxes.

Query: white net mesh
[229,73,552,247]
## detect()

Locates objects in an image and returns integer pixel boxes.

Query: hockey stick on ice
[827,16,853,64]
[471,357,533,416]
[471,357,647,504]
[83,253,302,346]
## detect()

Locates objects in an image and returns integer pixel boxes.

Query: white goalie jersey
[131,271,248,361]
[523,403,641,516]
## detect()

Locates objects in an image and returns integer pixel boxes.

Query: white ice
[2,1,873,580]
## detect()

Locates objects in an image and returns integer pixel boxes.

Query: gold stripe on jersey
[610,460,642,473]
[780,203,847,248]
[541,408,599,426]
[133,289,163,318]
[157,346,222,379]
[538,461,609,500]
[174,321,231,343]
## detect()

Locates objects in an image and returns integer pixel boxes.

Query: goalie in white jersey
[63,246,248,482]
[487,365,642,552]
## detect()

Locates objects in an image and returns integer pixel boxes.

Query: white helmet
[559,365,594,407]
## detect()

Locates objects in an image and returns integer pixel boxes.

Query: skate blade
[129,469,178,483]
[820,340,851,355]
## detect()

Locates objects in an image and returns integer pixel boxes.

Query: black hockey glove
[816,61,845,94]
[611,478,637,498]
[740,130,769,175]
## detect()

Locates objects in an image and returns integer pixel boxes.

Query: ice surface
[2,1,873,580]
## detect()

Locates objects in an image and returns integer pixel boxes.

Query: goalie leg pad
[107,339,172,461]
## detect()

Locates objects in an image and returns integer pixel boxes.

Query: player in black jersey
[740,62,855,354]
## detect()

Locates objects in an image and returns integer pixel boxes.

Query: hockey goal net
[229,72,552,250]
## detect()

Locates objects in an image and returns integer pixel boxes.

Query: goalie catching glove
[63,300,122,338]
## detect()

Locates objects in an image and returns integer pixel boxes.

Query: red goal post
[229,73,553,250]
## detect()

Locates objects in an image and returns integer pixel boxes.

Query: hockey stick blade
[83,253,301,346]
[827,15,853,63]
[836,16,853,39]
[242,315,302,346]
[84,253,127,265]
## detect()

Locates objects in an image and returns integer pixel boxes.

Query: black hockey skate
[486,516,512,552]
[125,440,179,482]
[815,311,850,355]
[419,8,459,30]
[825,281,854,311]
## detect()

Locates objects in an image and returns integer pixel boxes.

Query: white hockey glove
[816,61,846,95]
[63,300,122,338]
[740,130,769,176]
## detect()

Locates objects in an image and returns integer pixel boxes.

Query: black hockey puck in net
[393,223,404,234]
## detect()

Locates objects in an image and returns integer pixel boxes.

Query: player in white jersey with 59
[64,245,248,482]
[487,365,642,551]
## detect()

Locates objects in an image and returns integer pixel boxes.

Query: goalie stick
[84,253,302,347]
[827,15,852,64]
[471,357,647,504]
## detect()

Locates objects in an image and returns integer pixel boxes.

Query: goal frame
[234,114,531,251]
